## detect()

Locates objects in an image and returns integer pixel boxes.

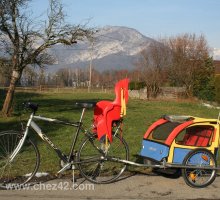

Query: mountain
[47,26,158,72]
[213,48,220,60]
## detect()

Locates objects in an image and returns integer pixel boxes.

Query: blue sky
[31,0,220,49]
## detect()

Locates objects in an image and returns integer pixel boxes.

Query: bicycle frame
[9,108,87,167]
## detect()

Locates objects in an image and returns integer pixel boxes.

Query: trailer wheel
[182,148,217,188]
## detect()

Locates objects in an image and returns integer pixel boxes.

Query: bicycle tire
[181,148,217,188]
[0,131,40,189]
[77,134,129,184]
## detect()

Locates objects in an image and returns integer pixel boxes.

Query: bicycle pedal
[55,173,63,179]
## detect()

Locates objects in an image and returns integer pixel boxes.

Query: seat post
[79,108,86,123]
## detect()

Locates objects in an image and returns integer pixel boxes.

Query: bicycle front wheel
[77,134,129,184]
[182,148,217,188]
[0,131,40,189]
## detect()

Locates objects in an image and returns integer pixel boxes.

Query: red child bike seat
[93,79,129,142]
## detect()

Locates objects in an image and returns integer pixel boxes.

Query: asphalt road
[1,173,220,200]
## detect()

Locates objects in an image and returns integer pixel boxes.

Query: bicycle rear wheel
[181,148,217,188]
[77,134,129,184]
[0,131,40,189]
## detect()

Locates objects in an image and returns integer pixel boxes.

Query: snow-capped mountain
[213,48,220,60]
[48,26,220,72]
[47,26,157,72]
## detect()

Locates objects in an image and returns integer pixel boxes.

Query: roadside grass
[0,90,220,176]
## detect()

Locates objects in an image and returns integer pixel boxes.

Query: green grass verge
[0,90,220,175]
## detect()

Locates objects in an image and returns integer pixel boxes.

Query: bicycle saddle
[75,102,97,109]
[23,102,38,113]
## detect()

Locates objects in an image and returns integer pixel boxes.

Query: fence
[1,86,186,100]
[0,85,113,95]
[129,87,186,100]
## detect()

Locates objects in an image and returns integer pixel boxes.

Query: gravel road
[0,173,220,200]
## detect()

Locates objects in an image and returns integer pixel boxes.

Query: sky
[30,0,220,49]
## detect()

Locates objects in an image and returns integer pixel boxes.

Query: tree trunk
[1,70,20,116]
[185,85,193,98]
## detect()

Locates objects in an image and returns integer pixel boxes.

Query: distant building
[214,60,220,75]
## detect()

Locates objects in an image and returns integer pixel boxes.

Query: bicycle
[0,101,129,189]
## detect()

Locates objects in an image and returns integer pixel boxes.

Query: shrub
[215,75,220,104]
[193,57,215,101]
[129,81,146,90]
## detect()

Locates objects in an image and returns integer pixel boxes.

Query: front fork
[9,113,34,162]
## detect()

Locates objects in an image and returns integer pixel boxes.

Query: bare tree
[21,66,38,86]
[56,68,72,87]
[37,68,46,86]
[0,58,11,86]
[136,41,171,98]
[0,0,94,116]
[166,33,210,97]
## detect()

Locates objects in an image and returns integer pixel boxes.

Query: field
[0,89,220,175]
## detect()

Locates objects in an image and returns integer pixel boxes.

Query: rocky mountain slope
[47,26,158,72]
[46,26,220,72]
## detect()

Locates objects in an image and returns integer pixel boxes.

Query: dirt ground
[0,173,220,200]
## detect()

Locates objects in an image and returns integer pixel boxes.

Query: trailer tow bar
[108,157,220,170]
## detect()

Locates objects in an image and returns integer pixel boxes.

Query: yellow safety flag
[120,88,126,117]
